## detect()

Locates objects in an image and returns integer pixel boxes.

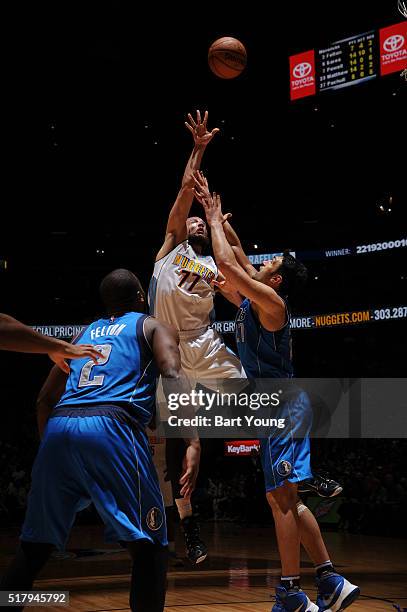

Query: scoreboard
[317,31,377,92]
[290,21,407,100]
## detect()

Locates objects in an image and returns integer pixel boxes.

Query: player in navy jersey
[0,269,201,612]
[193,172,359,612]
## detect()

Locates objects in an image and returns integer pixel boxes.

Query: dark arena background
[0,2,406,610]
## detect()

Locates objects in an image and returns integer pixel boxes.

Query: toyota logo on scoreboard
[380,22,407,75]
[383,34,405,52]
[293,62,312,78]
[289,50,316,100]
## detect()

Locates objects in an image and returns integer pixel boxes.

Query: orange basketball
[208,37,247,79]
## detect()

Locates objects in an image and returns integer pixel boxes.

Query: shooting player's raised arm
[155,111,219,261]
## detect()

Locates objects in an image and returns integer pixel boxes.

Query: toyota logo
[293,62,312,78]
[383,34,405,52]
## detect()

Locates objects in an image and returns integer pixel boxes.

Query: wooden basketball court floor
[1,523,406,611]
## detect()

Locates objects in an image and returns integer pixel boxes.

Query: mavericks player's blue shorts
[260,390,313,492]
[21,408,167,550]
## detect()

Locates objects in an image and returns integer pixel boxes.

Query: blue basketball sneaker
[272,586,319,611]
[316,573,360,611]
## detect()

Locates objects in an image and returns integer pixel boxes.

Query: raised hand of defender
[192,169,210,202]
[192,171,224,226]
[203,192,224,227]
[193,171,231,225]
[49,343,103,374]
[212,270,237,293]
[185,110,220,147]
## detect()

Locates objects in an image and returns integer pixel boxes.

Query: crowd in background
[1,431,406,538]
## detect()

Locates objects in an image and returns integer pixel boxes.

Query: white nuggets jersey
[148,241,218,332]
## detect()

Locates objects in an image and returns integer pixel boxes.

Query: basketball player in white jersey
[148,110,245,564]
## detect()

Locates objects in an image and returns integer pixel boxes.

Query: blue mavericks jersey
[57,312,157,426]
[235,298,293,378]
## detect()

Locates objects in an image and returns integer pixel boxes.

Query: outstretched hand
[185,110,220,147]
[212,270,238,293]
[49,343,103,374]
[192,170,224,226]
[192,169,210,202]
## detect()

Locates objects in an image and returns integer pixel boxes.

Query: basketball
[208,37,247,79]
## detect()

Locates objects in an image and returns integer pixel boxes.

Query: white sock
[315,560,332,570]
[175,497,192,520]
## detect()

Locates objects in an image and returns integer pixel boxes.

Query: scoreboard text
[290,22,407,100]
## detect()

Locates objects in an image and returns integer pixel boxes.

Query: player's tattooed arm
[36,365,69,438]
[155,111,220,261]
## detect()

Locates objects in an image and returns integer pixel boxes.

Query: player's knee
[267,482,298,514]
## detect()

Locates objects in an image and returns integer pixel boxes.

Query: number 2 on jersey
[78,344,112,387]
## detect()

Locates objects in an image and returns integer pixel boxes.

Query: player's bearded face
[187,217,209,248]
